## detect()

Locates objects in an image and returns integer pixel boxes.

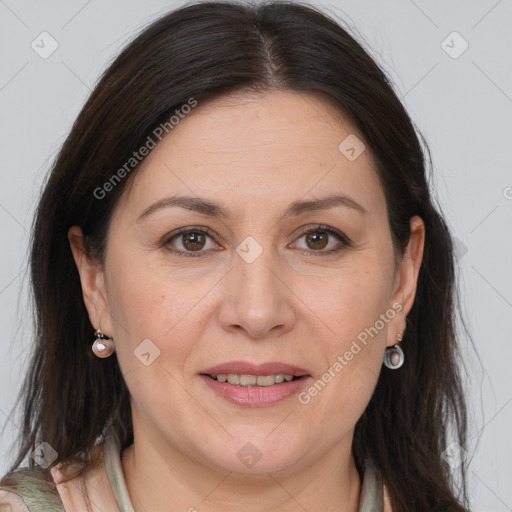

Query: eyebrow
[136,193,367,223]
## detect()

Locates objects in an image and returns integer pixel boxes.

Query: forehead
[116,90,385,220]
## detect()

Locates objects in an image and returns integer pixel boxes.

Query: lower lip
[199,374,311,407]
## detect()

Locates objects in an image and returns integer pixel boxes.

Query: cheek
[296,259,392,412]
[104,252,210,370]
[303,258,393,349]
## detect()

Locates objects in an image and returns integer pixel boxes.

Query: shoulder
[0,466,65,512]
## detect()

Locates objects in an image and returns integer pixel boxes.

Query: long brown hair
[1,2,474,510]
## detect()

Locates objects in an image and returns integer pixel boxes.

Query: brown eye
[305,231,329,250]
[164,227,218,257]
[294,225,351,255]
[181,232,206,251]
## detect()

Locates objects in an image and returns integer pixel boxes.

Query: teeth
[240,374,257,386]
[213,373,296,386]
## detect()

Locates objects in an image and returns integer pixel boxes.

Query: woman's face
[71,90,423,476]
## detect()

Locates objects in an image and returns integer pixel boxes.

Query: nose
[217,245,296,340]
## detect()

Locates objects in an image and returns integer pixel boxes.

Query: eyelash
[161,225,352,258]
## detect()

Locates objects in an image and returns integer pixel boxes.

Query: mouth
[199,361,310,385]
[198,361,312,407]
[201,373,307,387]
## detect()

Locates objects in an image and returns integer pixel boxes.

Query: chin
[204,432,309,475]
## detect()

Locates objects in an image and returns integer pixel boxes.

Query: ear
[387,215,425,347]
[68,226,113,337]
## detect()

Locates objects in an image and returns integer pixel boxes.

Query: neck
[121,431,361,512]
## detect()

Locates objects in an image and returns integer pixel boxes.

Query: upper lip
[201,361,310,377]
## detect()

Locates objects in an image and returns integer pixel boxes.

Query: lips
[198,361,312,407]
[200,361,310,378]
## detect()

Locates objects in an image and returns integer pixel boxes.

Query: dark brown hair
[1,1,474,510]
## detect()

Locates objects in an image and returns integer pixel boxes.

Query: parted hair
[1,2,473,510]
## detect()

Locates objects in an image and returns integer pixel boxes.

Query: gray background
[1,1,511,510]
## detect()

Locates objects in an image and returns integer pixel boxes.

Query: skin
[69,90,424,512]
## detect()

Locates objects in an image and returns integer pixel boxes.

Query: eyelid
[162,224,351,257]
[294,224,351,245]
[290,224,351,255]
[161,225,222,257]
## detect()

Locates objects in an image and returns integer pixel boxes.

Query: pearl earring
[383,331,404,369]
[91,328,115,358]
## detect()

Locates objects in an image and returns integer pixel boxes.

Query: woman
[0,1,471,510]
